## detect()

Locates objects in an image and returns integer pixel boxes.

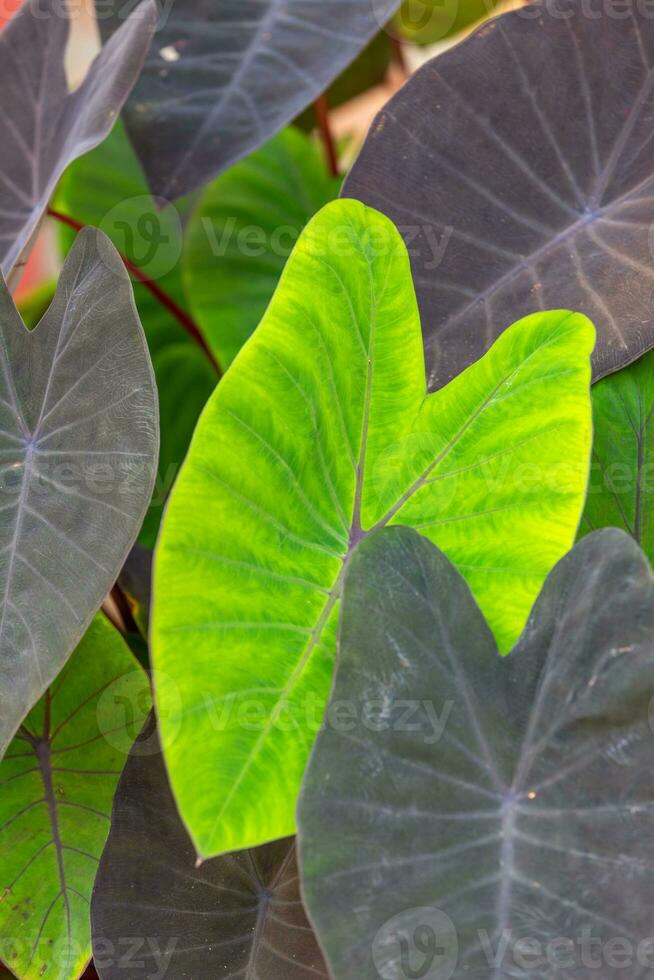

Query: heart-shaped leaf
[0,227,159,758]
[0,0,156,282]
[152,199,593,858]
[53,122,216,549]
[90,718,327,980]
[579,351,654,560]
[183,127,341,369]
[344,0,654,389]
[0,614,151,980]
[96,0,401,200]
[298,526,654,980]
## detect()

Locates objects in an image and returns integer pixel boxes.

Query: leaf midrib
[17,693,73,970]
[36,693,72,958]
[0,252,91,669]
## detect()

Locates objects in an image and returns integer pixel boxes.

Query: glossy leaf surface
[298,526,654,979]
[54,124,215,548]
[0,615,151,980]
[0,229,158,757]
[91,719,327,980]
[97,0,401,200]
[580,351,654,561]
[344,0,654,388]
[0,0,156,281]
[183,128,341,368]
[153,199,593,857]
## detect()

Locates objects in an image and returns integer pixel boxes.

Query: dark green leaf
[579,351,654,558]
[298,526,654,979]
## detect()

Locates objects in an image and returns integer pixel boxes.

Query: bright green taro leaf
[183,128,342,369]
[54,123,216,548]
[579,351,654,557]
[153,199,594,858]
[0,615,151,980]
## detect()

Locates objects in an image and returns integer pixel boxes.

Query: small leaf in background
[0,615,152,980]
[153,199,593,858]
[95,0,402,200]
[183,128,342,368]
[0,228,158,757]
[0,0,156,283]
[579,351,654,559]
[16,283,55,331]
[54,123,215,548]
[298,526,654,979]
[91,718,327,980]
[394,0,503,44]
[344,1,654,388]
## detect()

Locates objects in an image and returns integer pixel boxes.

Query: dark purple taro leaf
[0,228,159,759]
[118,542,153,635]
[344,0,654,389]
[298,526,654,980]
[0,0,156,282]
[91,717,328,980]
[96,0,401,201]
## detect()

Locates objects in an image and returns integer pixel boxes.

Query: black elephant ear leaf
[91,717,328,980]
[96,0,402,200]
[298,526,654,980]
[0,0,156,281]
[344,0,654,388]
[0,227,159,760]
